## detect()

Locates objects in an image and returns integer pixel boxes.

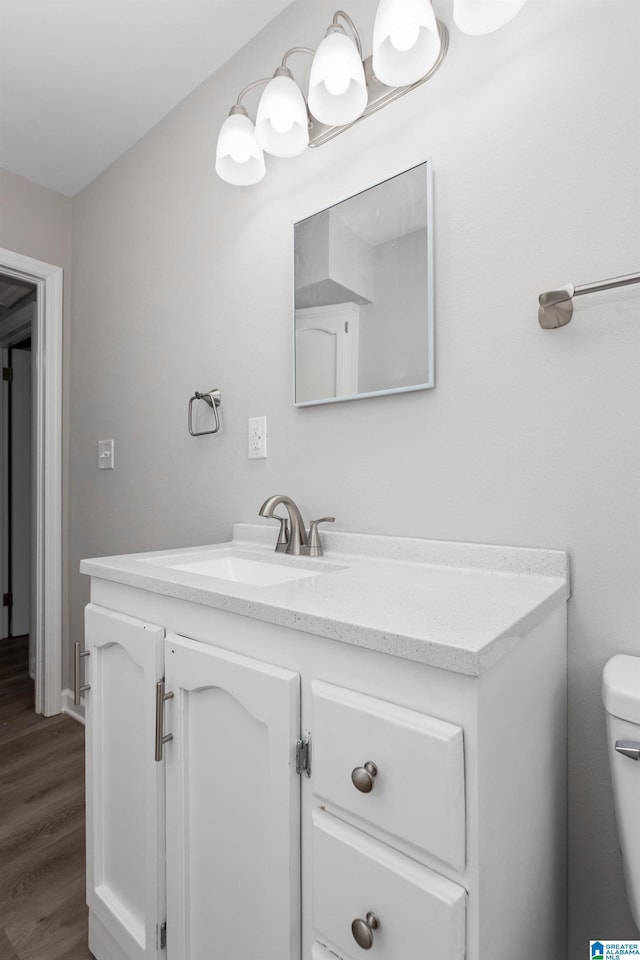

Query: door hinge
[296,734,311,777]
[157,922,167,950]
[2,367,13,382]
[2,592,12,608]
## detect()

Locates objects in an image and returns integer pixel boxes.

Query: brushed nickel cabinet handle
[351,912,379,949]
[73,641,90,706]
[154,681,174,762]
[351,761,378,793]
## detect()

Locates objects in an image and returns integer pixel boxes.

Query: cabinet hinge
[157,922,167,951]
[296,734,311,777]
[2,592,12,608]
[2,367,12,382]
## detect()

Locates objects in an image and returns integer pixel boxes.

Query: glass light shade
[215,111,265,186]
[255,74,309,158]
[372,0,441,87]
[453,0,527,35]
[308,30,367,126]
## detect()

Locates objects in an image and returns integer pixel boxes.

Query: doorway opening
[1,278,35,718]
[0,249,63,716]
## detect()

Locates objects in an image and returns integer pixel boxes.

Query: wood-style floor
[0,635,93,960]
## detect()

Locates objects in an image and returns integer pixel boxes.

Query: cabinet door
[164,634,301,960]
[85,604,166,960]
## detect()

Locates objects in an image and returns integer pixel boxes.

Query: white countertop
[80,523,570,676]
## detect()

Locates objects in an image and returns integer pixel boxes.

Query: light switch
[248,417,267,460]
[98,439,115,469]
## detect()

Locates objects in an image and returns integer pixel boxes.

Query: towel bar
[539,271,640,328]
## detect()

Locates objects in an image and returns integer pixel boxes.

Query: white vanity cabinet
[311,810,466,959]
[81,526,569,960]
[84,605,165,960]
[163,633,301,960]
[84,605,301,960]
[309,681,467,959]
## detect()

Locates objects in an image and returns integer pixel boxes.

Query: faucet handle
[274,516,290,552]
[308,517,335,557]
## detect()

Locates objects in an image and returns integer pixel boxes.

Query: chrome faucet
[258,495,334,557]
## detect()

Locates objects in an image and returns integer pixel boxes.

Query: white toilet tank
[602,654,640,932]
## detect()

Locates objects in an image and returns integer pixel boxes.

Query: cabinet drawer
[311,944,334,960]
[311,681,465,869]
[312,810,466,960]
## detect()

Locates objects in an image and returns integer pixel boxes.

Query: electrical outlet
[98,439,115,469]
[248,416,267,460]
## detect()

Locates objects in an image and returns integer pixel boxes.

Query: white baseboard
[61,688,85,725]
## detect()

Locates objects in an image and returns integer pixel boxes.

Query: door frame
[0,346,8,640]
[0,247,63,716]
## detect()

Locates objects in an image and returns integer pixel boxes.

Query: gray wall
[0,168,71,268]
[359,227,429,393]
[66,0,639,953]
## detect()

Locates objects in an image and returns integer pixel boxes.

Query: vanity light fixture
[308,12,368,126]
[372,0,442,87]
[256,51,313,158]
[214,0,528,186]
[215,97,266,186]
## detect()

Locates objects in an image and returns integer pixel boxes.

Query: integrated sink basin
[168,554,320,586]
[142,548,338,586]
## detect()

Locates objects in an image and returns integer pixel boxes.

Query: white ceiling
[0,0,294,197]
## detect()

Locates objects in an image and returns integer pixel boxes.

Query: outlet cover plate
[248,416,267,459]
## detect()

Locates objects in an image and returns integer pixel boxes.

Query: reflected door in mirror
[295,304,359,404]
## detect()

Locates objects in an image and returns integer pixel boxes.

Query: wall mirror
[293,160,434,406]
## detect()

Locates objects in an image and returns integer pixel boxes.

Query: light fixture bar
[332,10,363,57]
[282,46,315,68]
[235,77,271,106]
[308,19,449,149]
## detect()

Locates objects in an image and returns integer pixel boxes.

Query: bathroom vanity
[80,523,570,960]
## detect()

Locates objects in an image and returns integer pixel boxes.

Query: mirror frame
[292,159,434,407]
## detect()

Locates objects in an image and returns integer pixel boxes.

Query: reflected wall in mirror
[294,160,434,406]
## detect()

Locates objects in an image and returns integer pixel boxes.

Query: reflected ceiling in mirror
[294,160,434,406]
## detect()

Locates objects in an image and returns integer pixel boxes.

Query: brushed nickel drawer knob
[351,911,379,949]
[351,761,378,793]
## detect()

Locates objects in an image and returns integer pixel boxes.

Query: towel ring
[188,389,221,436]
